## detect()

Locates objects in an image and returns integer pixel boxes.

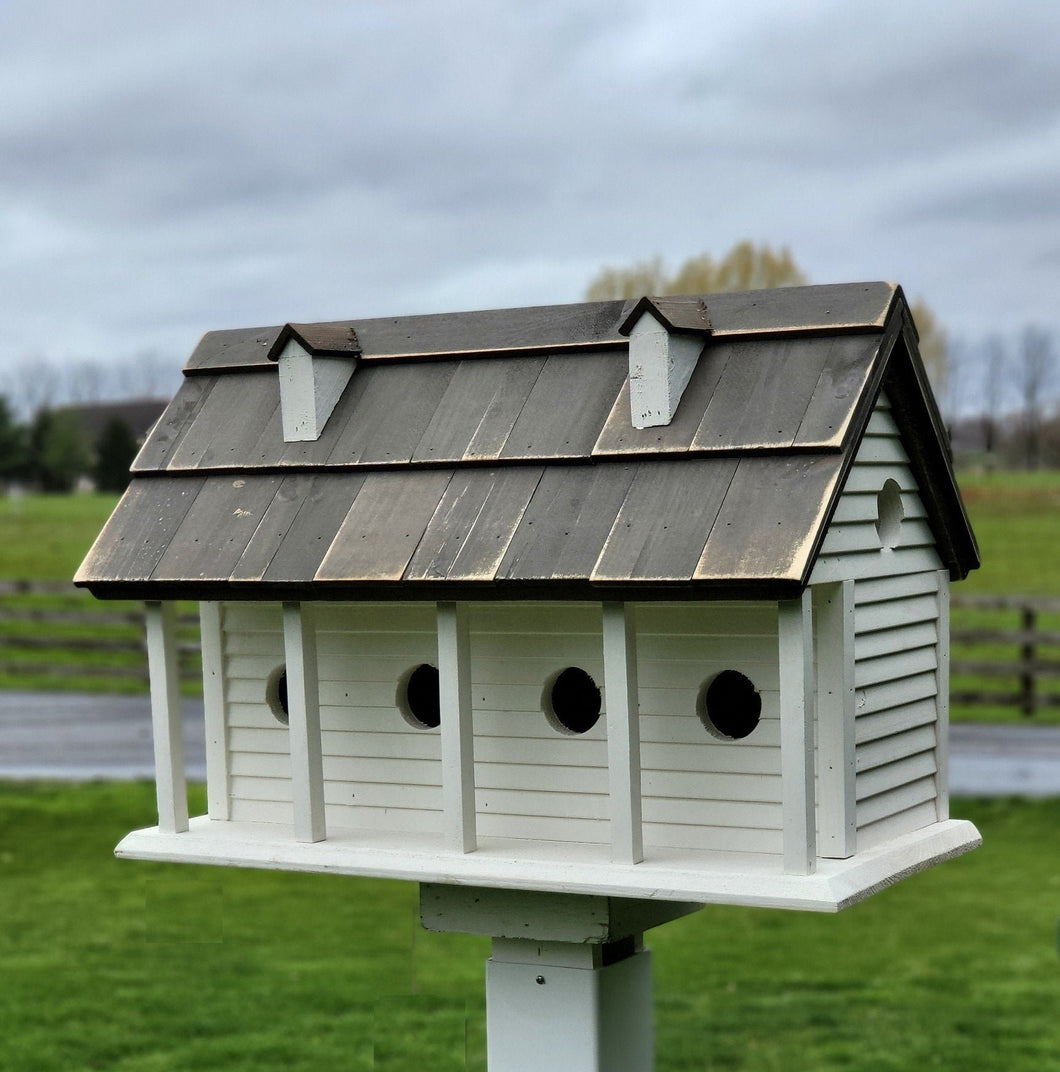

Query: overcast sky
[2,0,1058,387]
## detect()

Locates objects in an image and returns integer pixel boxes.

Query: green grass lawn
[958,469,1060,596]
[0,783,1056,1071]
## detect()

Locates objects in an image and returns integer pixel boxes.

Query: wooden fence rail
[950,594,1060,717]
[0,581,200,690]
[1,583,1059,716]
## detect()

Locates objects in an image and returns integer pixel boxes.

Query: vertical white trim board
[602,601,643,865]
[198,601,230,821]
[779,592,816,875]
[438,601,477,853]
[814,582,856,858]
[934,571,951,821]
[145,600,189,834]
[282,602,326,843]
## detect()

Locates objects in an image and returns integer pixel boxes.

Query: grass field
[0,782,1056,1071]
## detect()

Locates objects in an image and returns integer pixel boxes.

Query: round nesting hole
[266,665,289,726]
[876,478,904,550]
[398,663,441,729]
[698,670,761,741]
[544,666,601,735]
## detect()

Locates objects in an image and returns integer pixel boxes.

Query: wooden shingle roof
[75,282,978,601]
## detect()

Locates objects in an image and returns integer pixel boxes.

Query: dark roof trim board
[184,282,899,373]
[266,322,362,360]
[76,283,979,601]
[618,296,713,337]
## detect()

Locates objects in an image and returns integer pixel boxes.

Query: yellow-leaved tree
[585,240,947,392]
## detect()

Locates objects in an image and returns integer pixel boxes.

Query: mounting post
[421,884,702,1072]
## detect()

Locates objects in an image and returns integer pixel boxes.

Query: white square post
[198,601,231,821]
[437,601,476,853]
[282,601,326,843]
[779,591,816,875]
[602,601,643,864]
[145,600,188,834]
[487,940,653,1072]
[813,581,856,858]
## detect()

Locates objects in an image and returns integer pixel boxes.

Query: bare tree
[1019,327,1053,469]
[9,356,58,418]
[982,335,1006,458]
[67,360,108,404]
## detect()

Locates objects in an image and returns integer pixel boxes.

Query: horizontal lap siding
[223,604,289,824]
[223,599,786,855]
[809,396,944,850]
[469,604,609,843]
[223,602,444,834]
[467,602,784,853]
[636,602,783,854]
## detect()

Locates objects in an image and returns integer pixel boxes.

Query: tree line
[0,399,138,493]
[0,243,1054,491]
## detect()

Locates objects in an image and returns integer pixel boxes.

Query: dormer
[267,323,361,442]
[618,296,713,429]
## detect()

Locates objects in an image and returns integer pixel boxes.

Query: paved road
[0,691,206,781]
[2,691,1059,795]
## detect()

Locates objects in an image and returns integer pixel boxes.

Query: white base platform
[115,816,980,912]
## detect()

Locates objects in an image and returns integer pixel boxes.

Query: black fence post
[1019,604,1036,718]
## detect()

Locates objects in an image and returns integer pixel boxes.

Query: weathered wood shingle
[76,282,979,600]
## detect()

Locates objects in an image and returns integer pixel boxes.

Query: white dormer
[618,297,713,429]
[268,323,360,442]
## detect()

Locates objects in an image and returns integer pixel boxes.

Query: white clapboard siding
[854,697,938,745]
[469,603,608,843]
[809,392,945,847]
[856,800,940,852]
[221,601,444,835]
[635,602,783,854]
[856,751,937,801]
[640,711,780,747]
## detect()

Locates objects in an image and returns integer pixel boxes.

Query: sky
[1,0,1058,397]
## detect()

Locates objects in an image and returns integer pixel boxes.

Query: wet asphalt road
[1,691,1059,795]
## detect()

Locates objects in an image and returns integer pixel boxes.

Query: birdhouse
[76,282,981,913]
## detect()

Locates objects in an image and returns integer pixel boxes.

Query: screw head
[535,975,546,985]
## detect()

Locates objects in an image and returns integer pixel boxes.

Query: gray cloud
[0,0,1058,376]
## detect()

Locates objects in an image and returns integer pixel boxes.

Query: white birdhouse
[76,282,981,913]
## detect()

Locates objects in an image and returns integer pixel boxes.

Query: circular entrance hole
[876,478,904,550]
[698,669,761,740]
[544,666,601,735]
[266,665,289,726]
[398,663,441,729]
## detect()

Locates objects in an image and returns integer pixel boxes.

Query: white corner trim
[627,312,702,429]
[276,337,355,442]
[779,591,816,875]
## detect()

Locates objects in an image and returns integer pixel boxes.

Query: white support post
[813,581,856,858]
[778,591,816,875]
[602,602,643,864]
[487,939,653,1072]
[198,601,230,821]
[935,570,951,821]
[282,601,326,843]
[437,601,477,853]
[145,601,188,834]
